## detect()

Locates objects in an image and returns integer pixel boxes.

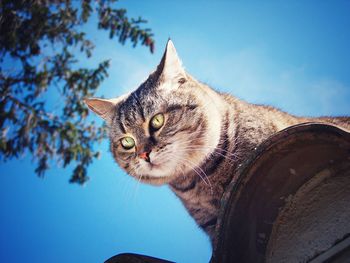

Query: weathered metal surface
[211,123,350,263]
[309,236,350,263]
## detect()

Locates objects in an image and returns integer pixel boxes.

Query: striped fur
[85,40,350,246]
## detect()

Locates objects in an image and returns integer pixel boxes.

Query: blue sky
[1,1,350,263]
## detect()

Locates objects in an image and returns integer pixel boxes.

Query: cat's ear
[84,97,122,123]
[159,39,186,82]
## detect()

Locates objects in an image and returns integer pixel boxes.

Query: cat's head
[85,40,221,185]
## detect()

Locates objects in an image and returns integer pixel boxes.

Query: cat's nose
[139,151,151,162]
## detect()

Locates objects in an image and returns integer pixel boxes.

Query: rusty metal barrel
[211,123,350,263]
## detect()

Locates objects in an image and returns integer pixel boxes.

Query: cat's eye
[120,136,135,150]
[150,113,165,130]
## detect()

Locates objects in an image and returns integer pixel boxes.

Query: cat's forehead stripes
[119,95,148,127]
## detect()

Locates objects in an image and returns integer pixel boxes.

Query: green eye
[120,136,135,149]
[150,113,165,130]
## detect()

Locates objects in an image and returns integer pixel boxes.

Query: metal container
[212,123,350,263]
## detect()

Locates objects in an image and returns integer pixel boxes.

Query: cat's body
[170,88,350,244]
[85,40,350,246]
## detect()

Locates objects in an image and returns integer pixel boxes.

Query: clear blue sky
[1,1,350,262]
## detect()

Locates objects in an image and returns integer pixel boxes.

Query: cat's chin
[134,160,177,185]
[137,174,174,186]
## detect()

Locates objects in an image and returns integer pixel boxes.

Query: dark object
[105,253,174,263]
[212,123,350,263]
[107,123,350,262]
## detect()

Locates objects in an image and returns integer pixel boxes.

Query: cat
[85,40,350,247]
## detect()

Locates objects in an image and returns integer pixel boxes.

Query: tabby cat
[85,40,350,246]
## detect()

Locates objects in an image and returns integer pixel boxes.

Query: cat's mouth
[135,160,176,185]
[143,155,169,172]
[148,162,160,169]
[146,161,169,175]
